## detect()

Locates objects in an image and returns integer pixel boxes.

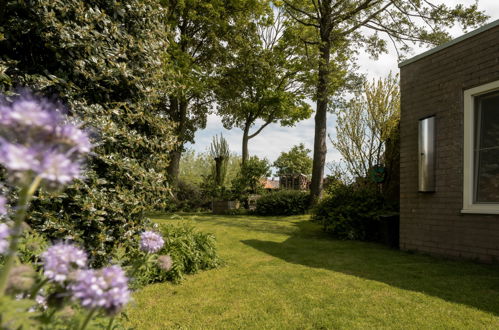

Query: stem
[79,308,97,330]
[0,176,42,296]
[29,278,49,299]
[45,308,57,322]
[106,317,115,330]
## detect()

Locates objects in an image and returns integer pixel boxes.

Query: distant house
[399,19,499,262]
[262,178,280,191]
[279,174,310,190]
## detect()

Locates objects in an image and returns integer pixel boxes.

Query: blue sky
[186,0,499,175]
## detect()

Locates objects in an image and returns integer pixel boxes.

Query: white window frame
[462,79,499,214]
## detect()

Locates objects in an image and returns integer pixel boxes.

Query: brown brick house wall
[399,25,499,262]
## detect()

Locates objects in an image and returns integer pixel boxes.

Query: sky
[186,0,499,175]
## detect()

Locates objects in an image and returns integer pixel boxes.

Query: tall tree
[163,0,267,184]
[215,9,313,164]
[331,73,399,178]
[274,143,313,176]
[282,0,488,205]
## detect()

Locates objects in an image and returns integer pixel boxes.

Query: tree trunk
[242,122,250,166]
[214,157,223,186]
[167,149,182,186]
[166,97,188,186]
[310,38,331,206]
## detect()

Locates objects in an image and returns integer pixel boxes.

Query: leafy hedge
[124,223,222,287]
[0,0,176,265]
[255,190,310,216]
[312,183,390,241]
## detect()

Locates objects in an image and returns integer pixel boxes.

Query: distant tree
[215,9,313,165]
[209,134,230,187]
[331,73,399,179]
[232,156,272,195]
[163,0,268,184]
[179,150,241,187]
[282,0,488,205]
[274,143,313,176]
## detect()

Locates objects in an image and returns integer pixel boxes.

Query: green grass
[126,214,499,329]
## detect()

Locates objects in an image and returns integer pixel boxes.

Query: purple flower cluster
[0,93,91,186]
[41,243,88,283]
[0,223,10,255]
[140,231,164,253]
[71,265,130,314]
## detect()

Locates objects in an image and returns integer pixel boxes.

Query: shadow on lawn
[242,221,499,316]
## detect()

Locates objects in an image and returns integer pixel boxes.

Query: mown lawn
[126,214,499,329]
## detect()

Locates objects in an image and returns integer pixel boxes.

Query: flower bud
[7,264,36,293]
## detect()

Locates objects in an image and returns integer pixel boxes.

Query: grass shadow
[242,220,499,316]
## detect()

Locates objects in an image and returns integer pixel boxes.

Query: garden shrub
[255,190,310,216]
[0,0,176,265]
[312,183,389,241]
[172,180,212,212]
[125,223,222,287]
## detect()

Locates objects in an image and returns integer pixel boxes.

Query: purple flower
[0,223,11,254]
[140,231,164,253]
[38,151,81,184]
[0,141,39,172]
[0,98,61,129]
[41,243,87,283]
[0,92,92,187]
[56,124,92,153]
[71,265,130,314]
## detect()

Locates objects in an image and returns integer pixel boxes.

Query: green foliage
[215,9,313,162]
[232,156,271,196]
[172,180,211,212]
[127,223,222,287]
[255,190,310,216]
[273,143,313,176]
[331,73,400,178]
[16,230,48,266]
[0,295,129,329]
[209,134,230,188]
[163,0,269,181]
[312,182,392,241]
[0,0,176,265]
[179,150,241,187]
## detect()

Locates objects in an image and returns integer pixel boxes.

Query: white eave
[398,18,499,68]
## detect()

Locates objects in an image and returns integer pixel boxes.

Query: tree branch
[248,120,273,139]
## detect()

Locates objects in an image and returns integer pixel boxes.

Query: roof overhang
[398,19,499,68]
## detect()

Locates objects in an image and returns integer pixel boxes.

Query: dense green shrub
[0,0,176,265]
[255,190,310,216]
[126,223,222,287]
[232,156,271,204]
[312,183,390,241]
[172,180,212,212]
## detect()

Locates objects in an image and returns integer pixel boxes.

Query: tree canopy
[282,0,488,205]
[331,73,400,178]
[274,143,313,176]
[215,9,313,164]
[163,0,269,183]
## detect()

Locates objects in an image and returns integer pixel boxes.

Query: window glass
[474,91,499,203]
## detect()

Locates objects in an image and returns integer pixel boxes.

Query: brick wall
[399,25,499,262]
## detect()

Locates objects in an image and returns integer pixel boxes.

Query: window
[463,80,499,213]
